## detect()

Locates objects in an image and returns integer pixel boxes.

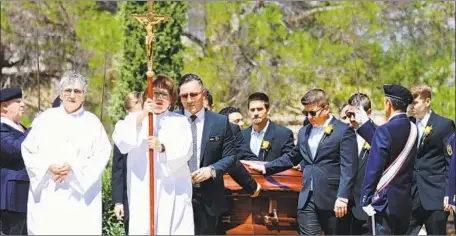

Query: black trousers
[297,192,351,235]
[124,219,129,235]
[351,217,370,235]
[0,210,27,235]
[192,188,219,235]
[374,209,408,235]
[406,203,449,235]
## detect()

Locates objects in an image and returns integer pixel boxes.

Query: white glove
[114,204,124,220]
[355,106,369,126]
[362,204,376,216]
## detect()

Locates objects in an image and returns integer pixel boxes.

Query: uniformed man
[0,87,30,235]
[357,84,417,235]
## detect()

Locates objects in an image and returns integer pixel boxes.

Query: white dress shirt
[250,121,270,156]
[356,133,365,156]
[184,108,205,167]
[417,110,432,147]
[308,115,333,190]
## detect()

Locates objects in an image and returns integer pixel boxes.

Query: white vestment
[21,106,111,235]
[112,111,194,235]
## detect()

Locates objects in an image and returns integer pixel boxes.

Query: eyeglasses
[302,108,323,117]
[63,88,83,96]
[179,91,202,99]
[153,91,170,98]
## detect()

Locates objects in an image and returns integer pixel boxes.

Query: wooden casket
[221,161,302,235]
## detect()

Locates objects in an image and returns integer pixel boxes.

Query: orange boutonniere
[324,125,334,136]
[364,142,371,151]
[261,140,271,150]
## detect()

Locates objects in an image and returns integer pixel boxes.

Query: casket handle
[222,215,231,223]
[264,208,279,226]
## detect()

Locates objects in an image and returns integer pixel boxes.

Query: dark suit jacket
[351,133,376,221]
[264,117,357,210]
[0,122,31,213]
[411,112,455,210]
[177,109,237,216]
[111,144,130,223]
[226,124,258,194]
[448,132,456,206]
[359,114,417,220]
[242,121,295,162]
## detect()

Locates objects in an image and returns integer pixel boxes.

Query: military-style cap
[0,87,22,103]
[383,84,413,105]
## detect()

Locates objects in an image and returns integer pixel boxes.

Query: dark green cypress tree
[108,1,186,121]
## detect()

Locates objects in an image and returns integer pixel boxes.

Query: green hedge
[102,165,125,235]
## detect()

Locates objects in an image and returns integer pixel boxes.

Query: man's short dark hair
[301,89,329,107]
[339,102,348,114]
[205,89,213,106]
[178,73,204,88]
[348,93,371,113]
[219,107,241,117]
[387,97,408,112]
[247,92,270,110]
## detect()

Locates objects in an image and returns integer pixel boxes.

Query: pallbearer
[406,84,455,235]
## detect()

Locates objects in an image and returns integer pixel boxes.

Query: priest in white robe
[21,71,111,235]
[112,75,194,235]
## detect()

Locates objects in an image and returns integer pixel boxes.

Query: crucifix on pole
[131,1,171,235]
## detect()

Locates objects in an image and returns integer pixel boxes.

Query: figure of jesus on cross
[131,1,171,235]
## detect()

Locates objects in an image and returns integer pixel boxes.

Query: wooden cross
[131,1,172,235]
[132,1,171,75]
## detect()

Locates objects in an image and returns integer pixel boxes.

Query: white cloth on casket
[21,106,111,235]
[112,110,194,235]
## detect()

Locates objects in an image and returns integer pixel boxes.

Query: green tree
[108,1,187,122]
[183,2,455,123]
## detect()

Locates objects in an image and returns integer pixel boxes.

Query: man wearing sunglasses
[241,92,295,162]
[245,88,357,235]
[177,74,259,235]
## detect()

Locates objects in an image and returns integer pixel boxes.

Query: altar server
[21,71,111,235]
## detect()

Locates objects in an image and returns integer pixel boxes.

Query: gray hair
[59,70,90,94]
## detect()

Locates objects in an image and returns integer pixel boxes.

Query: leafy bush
[102,165,126,235]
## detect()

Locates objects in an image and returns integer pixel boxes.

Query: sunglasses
[302,108,323,117]
[179,91,202,99]
[63,88,83,96]
[345,111,355,119]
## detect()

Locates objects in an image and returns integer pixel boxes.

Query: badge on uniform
[209,136,220,142]
[448,143,453,156]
